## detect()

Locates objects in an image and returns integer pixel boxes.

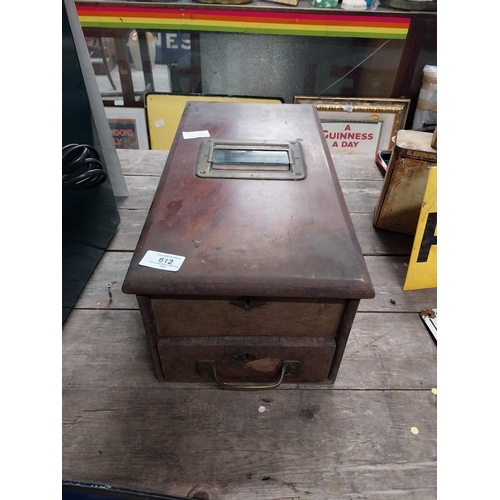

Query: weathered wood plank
[73,252,136,310]
[107,209,148,252]
[115,176,160,210]
[63,309,158,388]
[360,256,437,313]
[335,312,436,389]
[117,149,168,176]
[332,154,385,181]
[63,309,436,391]
[350,213,413,256]
[339,179,384,213]
[62,387,436,500]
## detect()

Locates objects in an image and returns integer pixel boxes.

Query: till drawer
[157,336,336,384]
[150,297,345,337]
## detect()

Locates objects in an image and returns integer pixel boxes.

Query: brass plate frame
[196,139,306,180]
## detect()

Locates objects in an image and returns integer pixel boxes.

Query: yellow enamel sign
[403,166,437,290]
[146,94,282,151]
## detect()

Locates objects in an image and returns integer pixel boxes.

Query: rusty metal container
[373,130,437,236]
[122,102,374,389]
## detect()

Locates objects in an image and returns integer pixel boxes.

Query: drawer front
[151,297,345,337]
[157,336,336,383]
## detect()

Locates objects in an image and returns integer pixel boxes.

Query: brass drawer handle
[196,359,301,391]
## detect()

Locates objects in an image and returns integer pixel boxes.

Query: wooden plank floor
[62,149,437,500]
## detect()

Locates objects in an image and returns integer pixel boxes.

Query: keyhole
[230,297,265,310]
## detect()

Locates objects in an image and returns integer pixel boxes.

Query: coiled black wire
[62,144,108,191]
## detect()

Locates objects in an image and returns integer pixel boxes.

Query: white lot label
[139,250,185,272]
[182,130,210,139]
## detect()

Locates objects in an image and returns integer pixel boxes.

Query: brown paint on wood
[157,336,336,383]
[136,295,165,382]
[122,103,374,300]
[244,357,281,372]
[328,299,359,383]
[111,209,414,257]
[150,297,345,337]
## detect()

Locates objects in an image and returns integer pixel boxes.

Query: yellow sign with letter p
[403,166,437,290]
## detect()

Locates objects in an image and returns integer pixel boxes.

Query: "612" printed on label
[139,250,185,272]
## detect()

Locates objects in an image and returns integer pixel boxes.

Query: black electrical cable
[62,143,108,191]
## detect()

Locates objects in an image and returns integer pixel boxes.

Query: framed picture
[104,106,149,150]
[293,96,411,156]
